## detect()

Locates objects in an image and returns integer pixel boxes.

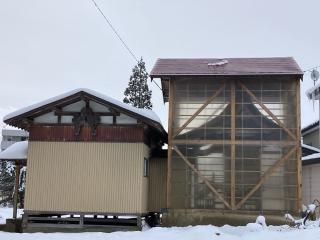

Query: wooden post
[80,214,84,226]
[167,78,174,209]
[13,163,20,219]
[296,78,302,211]
[230,81,236,210]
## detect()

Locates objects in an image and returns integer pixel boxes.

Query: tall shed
[151,57,303,225]
[3,88,167,229]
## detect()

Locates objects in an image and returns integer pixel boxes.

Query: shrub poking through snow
[285,200,320,228]
[255,215,267,227]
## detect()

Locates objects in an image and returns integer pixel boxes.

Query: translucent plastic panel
[170,77,298,211]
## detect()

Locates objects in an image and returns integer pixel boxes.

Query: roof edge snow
[3,88,165,134]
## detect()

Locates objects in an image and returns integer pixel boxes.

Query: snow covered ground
[0,221,320,240]
[1,208,320,240]
[0,207,23,224]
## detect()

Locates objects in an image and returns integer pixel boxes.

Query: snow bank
[1,223,320,240]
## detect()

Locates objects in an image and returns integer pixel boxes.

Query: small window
[143,157,149,177]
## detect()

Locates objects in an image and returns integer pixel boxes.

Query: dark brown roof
[150,57,303,77]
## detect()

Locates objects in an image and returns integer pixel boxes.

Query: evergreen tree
[123,58,152,109]
[0,161,15,206]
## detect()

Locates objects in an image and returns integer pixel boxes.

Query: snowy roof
[3,88,163,128]
[0,141,28,160]
[302,153,320,161]
[302,119,319,134]
[302,144,320,153]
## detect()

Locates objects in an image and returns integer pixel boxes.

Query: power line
[90,0,162,91]
[304,65,320,73]
[150,78,162,91]
[90,0,138,62]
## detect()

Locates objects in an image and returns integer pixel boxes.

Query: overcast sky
[1,0,320,131]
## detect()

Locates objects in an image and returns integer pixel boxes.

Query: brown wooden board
[29,125,146,143]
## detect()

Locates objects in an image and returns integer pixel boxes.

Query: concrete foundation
[162,209,292,226]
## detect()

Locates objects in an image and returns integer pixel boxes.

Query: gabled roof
[302,143,320,157]
[3,88,166,135]
[302,143,320,153]
[0,141,28,161]
[302,120,319,135]
[302,152,320,166]
[150,57,303,77]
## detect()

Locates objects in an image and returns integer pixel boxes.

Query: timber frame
[166,78,302,211]
[4,90,166,138]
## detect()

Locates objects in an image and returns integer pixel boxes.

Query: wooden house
[300,121,320,205]
[3,88,167,230]
[150,57,303,225]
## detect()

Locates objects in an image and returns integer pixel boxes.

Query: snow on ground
[1,209,320,240]
[0,222,320,240]
[0,208,23,224]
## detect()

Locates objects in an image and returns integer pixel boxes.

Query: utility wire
[150,77,163,91]
[90,0,138,62]
[304,65,320,73]
[90,0,162,91]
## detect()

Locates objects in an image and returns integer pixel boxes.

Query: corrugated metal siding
[302,164,320,204]
[148,157,167,212]
[25,141,150,214]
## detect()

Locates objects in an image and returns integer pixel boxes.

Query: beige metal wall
[148,157,167,212]
[25,141,150,214]
[302,163,320,204]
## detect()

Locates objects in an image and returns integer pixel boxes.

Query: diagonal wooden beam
[235,146,296,210]
[173,146,232,210]
[174,83,225,137]
[239,81,296,140]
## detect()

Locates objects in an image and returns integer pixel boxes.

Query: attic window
[207,59,228,67]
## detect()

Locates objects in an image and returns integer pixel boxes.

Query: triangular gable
[4,89,166,136]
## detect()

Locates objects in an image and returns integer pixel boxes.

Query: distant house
[150,57,303,225]
[2,89,167,230]
[302,120,320,148]
[1,129,28,151]
[302,151,320,205]
[0,129,28,206]
[301,121,320,205]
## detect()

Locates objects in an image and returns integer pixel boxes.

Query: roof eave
[151,73,304,78]
[4,91,167,138]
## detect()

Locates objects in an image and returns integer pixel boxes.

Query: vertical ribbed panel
[148,157,167,212]
[25,142,149,214]
[302,164,320,205]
